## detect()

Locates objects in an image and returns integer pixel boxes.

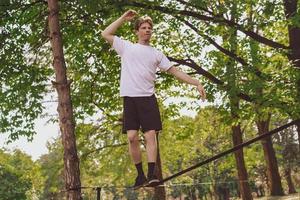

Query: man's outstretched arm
[167,66,206,101]
[101,10,137,45]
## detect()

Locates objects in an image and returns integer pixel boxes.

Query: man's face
[136,22,153,41]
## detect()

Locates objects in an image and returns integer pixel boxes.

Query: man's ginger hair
[134,16,153,31]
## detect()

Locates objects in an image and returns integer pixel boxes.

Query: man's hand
[101,10,138,45]
[196,84,206,101]
[121,10,138,21]
[167,66,207,101]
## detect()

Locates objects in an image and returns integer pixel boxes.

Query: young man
[101,10,206,189]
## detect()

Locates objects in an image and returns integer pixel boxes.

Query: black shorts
[122,94,162,134]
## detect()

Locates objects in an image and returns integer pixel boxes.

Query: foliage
[1,0,52,141]
[0,149,44,200]
[38,138,64,200]
[1,0,300,198]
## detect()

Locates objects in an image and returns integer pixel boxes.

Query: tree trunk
[248,7,283,194]
[284,167,296,194]
[190,187,197,200]
[209,163,218,200]
[154,133,166,200]
[232,125,253,200]
[222,187,230,200]
[225,4,253,198]
[283,0,300,135]
[223,4,253,200]
[256,118,284,195]
[296,120,300,151]
[284,0,300,69]
[47,0,82,199]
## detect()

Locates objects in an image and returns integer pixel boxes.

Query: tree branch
[168,56,253,102]
[125,1,289,49]
[179,18,267,80]
[168,57,223,85]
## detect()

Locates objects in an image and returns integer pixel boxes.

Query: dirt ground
[253,193,300,200]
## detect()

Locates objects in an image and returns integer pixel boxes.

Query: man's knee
[128,136,139,144]
[127,130,139,144]
[144,130,156,143]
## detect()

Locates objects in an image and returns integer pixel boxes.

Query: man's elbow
[167,66,177,75]
[101,32,114,44]
[101,31,107,38]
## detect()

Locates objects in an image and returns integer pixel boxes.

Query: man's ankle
[135,162,145,177]
[147,162,156,177]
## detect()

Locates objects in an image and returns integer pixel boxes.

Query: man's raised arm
[101,10,137,45]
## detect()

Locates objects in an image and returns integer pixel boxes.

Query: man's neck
[138,39,150,46]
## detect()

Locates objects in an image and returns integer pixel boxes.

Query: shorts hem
[122,128,162,134]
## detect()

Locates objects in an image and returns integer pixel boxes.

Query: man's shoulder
[144,45,163,55]
[114,35,133,45]
[152,47,165,58]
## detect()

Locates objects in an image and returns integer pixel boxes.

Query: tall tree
[223,3,252,198]
[273,118,298,194]
[283,0,300,149]
[247,4,284,194]
[256,116,284,195]
[47,0,81,199]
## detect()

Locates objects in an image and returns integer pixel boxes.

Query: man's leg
[144,130,157,162]
[127,130,142,164]
[135,94,161,186]
[127,130,147,188]
[144,130,159,185]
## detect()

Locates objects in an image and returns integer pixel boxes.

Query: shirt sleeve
[157,51,173,71]
[112,36,131,56]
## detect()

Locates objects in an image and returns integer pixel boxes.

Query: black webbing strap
[158,119,299,184]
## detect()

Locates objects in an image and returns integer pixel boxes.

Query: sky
[0,110,60,161]
[0,95,60,161]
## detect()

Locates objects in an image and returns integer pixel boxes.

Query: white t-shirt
[112,36,173,97]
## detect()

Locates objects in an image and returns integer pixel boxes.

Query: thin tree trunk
[47,0,82,199]
[248,10,284,194]
[284,167,296,194]
[296,121,300,151]
[209,163,218,200]
[232,124,253,200]
[256,118,284,196]
[226,4,253,197]
[248,5,284,194]
[190,187,197,200]
[154,133,166,200]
